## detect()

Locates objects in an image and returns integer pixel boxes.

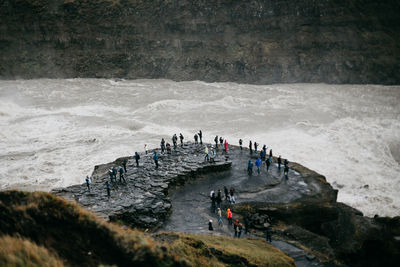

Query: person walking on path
[233,219,239,237]
[105,181,111,199]
[122,159,127,173]
[208,220,214,231]
[227,208,233,225]
[194,134,198,144]
[255,157,262,174]
[161,138,166,154]
[266,226,272,243]
[277,155,282,170]
[198,130,203,145]
[179,133,184,147]
[204,146,209,161]
[249,141,253,154]
[153,152,159,169]
[214,135,218,148]
[238,223,243,238]
[135,152,140,167]
[266,157,271,172]
[224,140,228,153]
[239,139,243,150]
[284,165,289,180]
[144,144,147,155]
[85,175,91,192]
[248,160,253,176]
[254,142,258,154]
[224,186,229,201]
[119,166,126,183]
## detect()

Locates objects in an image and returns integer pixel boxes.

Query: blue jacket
[255,158,262,167]
[153,153,158,161]
[248,160,253,169]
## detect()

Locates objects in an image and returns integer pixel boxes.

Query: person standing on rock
[122,159,127,173]
[194,133,198,144]
[144,144,147,154]
[249,141,253,154]
[266,157,271,172]
[265,226,272,243]
[239,139,243,150]
[179,133,184,147]
[119,166,126,183]
[85,175,91,192]
[277,155,282,171]
[214,135,218,148]
[255,157,262,174]
[269,149,273,158]
[135,152,140,167]
[166,142,171,154]
[224,186,229,201]
[248,160,253,176]
[204,146,209,161]
[105,181,110,199]
[198,130,203,145]
[227,208,233,225]
[254,142,258,154]
[153,152,159,169]
[284,165,289,180]
[208,220,214,231]
[161,138,166,154]
[224,139,228,153]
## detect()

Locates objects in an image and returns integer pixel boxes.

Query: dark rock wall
[1,0,400,84]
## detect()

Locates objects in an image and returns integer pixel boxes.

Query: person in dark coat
[249,141,253,154]
[284,165,289,180]
[254,142,258,154]
[277,155,282,170]
[224,186,229,201]
[269,149,273,158]
[266,158,271,172]
[153,152,159,168]
[208,220,214,231]
[122,159,127,173]
[198,130,203,145]
[214,135,218,148]
[119,166,126,183]
[239,139,243,150]
[247,160,253,176]
[263,145,267,156]
[105,181,111,198]
[161,138,166,154]
[216,189,222,208]
[179,133,184,147]
[135,152,140,167]
[194,134,198,144]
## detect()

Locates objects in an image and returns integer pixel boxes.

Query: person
[108,168,114,183]
[244,216,249,234]
[161,138,165,154]
[233,219,239,237]
[135,152,140,167]
[239,139,243,150]
[119,166,126,183]
[210,149,216,163]
[224,139,228,153]
[227,208,233,225]
[219,136,223,149]
[284,165,289,180]
[194,134,198,144]
[172,134,177,149]
[211,192,216,212]
[122,159,127,173]
[260,150,265,161]
[179,133,184,147]
[217,208,223,227]
[238,223,243,238]
[249,141,253,154]
[85,175,91,192]
[254,142,258,154]
[266,226,272,243]
[216,189,222,208]
[214,135,218,148]
[153,152,159,168]
[204,146,209,161]
[247,160,253,176]
[266,157,271,172]
[269,149,273,158]
[112,166,117,181]
[229,187,236,203]
[208,220,214,231]
[166,142,171,154]
[105,181,110,198]
[255,157,262,174]
[144,144,147,154]
[210,189,214,198]
[198,130,203,145]
[263,144,267,156]
[277,155,282,170]
[284,158,289,167]
[224,186,229,201]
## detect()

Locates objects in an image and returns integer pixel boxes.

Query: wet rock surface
[53,143,231,230]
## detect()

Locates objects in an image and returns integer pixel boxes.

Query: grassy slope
[0,191,294,266]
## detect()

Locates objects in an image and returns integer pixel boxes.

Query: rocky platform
[53,143,231,230]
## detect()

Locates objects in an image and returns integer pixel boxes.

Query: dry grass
[0,235,64,267]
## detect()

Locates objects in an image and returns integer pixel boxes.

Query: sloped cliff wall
[1,0,399,84]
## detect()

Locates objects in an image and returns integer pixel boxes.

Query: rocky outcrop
[1,0,400,84]
[53,143,231,230]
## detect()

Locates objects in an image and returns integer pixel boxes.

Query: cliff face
[1,0,400,84]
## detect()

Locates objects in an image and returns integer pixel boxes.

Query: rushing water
[0,79,399,216]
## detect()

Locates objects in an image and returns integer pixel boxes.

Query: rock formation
[1,0,400,84]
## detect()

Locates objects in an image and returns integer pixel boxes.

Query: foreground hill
[1,0,399,84]
[0,190,294,266]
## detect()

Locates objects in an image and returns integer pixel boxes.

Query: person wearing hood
[255,158,262,174]
[247,160,253,176]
